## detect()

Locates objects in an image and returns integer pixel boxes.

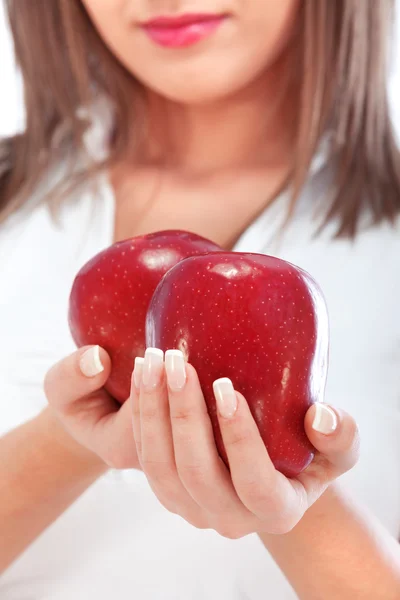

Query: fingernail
[312,403,338,435]
[79,346,104,378]
[133,357,144,389]
[142,348,164,389]
[165,349,187,391]
[213,378,237,419]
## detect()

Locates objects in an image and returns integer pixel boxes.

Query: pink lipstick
[142,13,226,48]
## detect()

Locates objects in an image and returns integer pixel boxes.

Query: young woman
[1,1,400,598]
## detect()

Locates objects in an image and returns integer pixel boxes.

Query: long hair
[1,0,399,237]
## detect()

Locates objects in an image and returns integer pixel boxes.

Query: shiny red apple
[68,231,220,402]
[146,252,329,477]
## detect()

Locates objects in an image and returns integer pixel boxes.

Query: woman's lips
[141,14,227,48]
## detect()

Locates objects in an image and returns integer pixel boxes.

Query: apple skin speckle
[68,231,220,401]
[146,252,329,478]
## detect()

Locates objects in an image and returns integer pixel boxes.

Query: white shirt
[0,137,400,599]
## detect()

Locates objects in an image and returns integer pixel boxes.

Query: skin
[130,357,355,536]
[82,0,300,104]
[2,0,400,595]
[2,348,400,594]
[85,1,300,246]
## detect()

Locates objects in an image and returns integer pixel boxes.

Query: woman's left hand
[131,348,360,538]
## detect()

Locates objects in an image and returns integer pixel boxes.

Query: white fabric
[0,145,400,599]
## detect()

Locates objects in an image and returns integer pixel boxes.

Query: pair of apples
[69,231,329,477]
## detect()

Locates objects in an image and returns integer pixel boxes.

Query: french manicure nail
[312,403,338,435]
[142,348,164,389]
[79,346,104,378]
[133,357,144,389]
[165,349,187,391]
[213,378,238,419]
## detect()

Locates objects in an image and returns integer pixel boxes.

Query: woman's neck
[111,60,297,246]
[135,65,296,175]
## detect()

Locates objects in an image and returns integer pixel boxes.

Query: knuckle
[170,407,194,425]
[177,462,206,488]
[166,502,209,529]
[170,402,208,426]
[245,483,271,508]
[223,421,253,449]
[216,525,245,540]
[210,516,251,540]
[247,484,280,513]
[184,515,209,530]
[140,401,159,422]
[240,477,290,517]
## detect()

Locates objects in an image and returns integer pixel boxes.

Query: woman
[0,1,400,598]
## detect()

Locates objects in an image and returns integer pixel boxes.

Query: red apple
[68,231,221,402]
[146,252,329,477]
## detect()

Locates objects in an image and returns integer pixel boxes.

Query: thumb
[45,346,139,470]
[44,345,112,413]
[304,403,360,475]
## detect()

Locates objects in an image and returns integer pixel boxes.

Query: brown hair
[1,0,400,237]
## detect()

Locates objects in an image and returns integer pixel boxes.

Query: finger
[166,353,243,515]
[302,403,360,483]
[139,348,175,469]
[44,345,113,415]
[138,348,206,520]
[214,378,302,525]
[45,346,138,469]
[131,357,144,462]
[95,394,140,470]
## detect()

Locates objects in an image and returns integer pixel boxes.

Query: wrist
[34,408,108,480]
[259,483,339,545]
[259,484,400,599]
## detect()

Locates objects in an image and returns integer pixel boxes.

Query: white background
[1,2,400,137]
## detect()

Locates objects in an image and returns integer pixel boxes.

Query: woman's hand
[131,348,360,538]
[45,345,139,470]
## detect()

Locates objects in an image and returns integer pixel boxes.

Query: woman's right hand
[44,345,139,470]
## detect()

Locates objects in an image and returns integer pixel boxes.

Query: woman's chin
[139,71,261,107]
